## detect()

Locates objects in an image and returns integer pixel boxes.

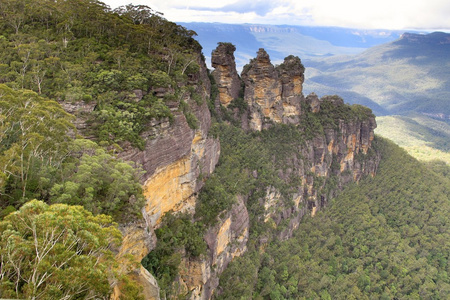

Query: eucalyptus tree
[0,200,121,299]
[0,84,74,201]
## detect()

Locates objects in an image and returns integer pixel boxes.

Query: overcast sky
[102,0,450,31]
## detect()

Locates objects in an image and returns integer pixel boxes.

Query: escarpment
[176,45,380,300]
[70,42,379,300]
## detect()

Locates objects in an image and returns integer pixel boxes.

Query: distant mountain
[179,22,404,70]
[303,31,450,163]
[304,32,450,118]
[182,24,449,163]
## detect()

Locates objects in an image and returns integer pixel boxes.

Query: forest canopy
[216,137,450,299]
[0,200,121,299]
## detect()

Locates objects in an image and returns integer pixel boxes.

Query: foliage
[227,97,248,114]
[179,99,199,130]
[0,84,74,201]
[217,137,450,299]
[0,200,121,300]
[195,123,304,226]
[141,212,206,297]
[0,0,203,148]
[94,94,173,150]
[376,114,450,164]
[316,95,374,129]
[49,139,145,222]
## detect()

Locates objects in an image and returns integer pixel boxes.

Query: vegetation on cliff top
[0,0,203,149]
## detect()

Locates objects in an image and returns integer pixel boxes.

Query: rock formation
[211,43,241,108]
[153,45,378,300]
[80,44,379,300]
[241,49,305,130]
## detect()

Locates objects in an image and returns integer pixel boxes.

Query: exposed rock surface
[211,43,241,107]
[177,196,249,300]
[67,43,380,300]
[190,46,380,299]
[111,52,219,299]
[240,49,305,130]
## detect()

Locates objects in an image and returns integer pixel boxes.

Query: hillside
[0,1,448,300]
[304,32,450,117]
[216,137,450,299]
[304,32,450,163]
[376,115,450,164]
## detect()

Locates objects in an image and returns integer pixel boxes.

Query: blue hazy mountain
[179,22,405,70]
[304,32,450,117]
[303,31,450,162]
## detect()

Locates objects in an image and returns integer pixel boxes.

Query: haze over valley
[181,22,450,163]
[0,1,449,299]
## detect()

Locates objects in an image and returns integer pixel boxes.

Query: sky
[102,0,450,31]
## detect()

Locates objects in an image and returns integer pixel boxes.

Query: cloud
[189,0,286,17]
[102,0,450,31]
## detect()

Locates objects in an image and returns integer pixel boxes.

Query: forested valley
[0,1,448,299]
[217,138,450,299]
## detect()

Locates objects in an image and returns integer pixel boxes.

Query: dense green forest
[0,0,205,216]
[0,0,202,298]
[1,1,449,299]
[216,137,450,299]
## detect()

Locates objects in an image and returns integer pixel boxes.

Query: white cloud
[102,0,450,30]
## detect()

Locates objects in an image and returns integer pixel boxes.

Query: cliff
[211,43,241,108]
[91,41,380,299]
[147,45,379,299]
[109,52,221,299]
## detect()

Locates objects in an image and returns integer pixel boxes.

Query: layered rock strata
[211,43,241,107]
[175,196,249,299]
[241,48,305,130]
[113,53,220,299]
[69,43,380,300]
[169,45,380,300]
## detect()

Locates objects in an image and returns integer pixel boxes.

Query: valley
[0,2,448,300]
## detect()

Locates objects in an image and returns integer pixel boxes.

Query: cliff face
[174,196,249,299]
[118,53,220,228]
[111,52,220,299]
[107,43,379,300]
[164,46,379,300]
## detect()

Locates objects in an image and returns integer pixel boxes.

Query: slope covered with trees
[0,0,204,217]
[1,1,448,299]
[0,0,205,298]
[0,0,201,148]
[216,137,450,299]
[0,200,121,299]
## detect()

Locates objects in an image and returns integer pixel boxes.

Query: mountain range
[182,23,450,163]
[179,22,406,69]
[1,2,449,299]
